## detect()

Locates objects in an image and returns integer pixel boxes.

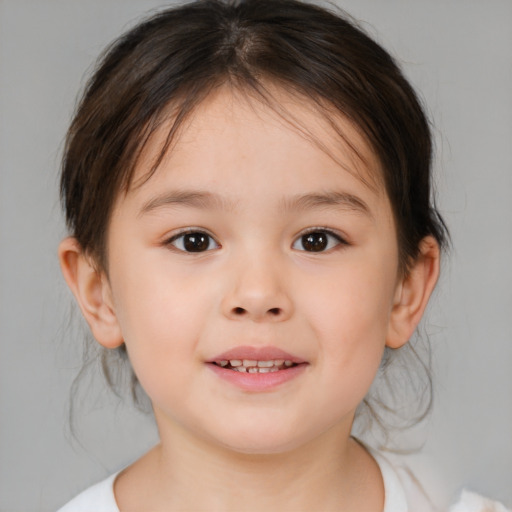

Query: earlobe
[386,236,440,349]
[58,237,124,349]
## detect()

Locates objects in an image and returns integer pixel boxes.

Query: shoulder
[370,448,439,512]
[57,472,120,512]
[369,447,511,512]
[449,490,511,512]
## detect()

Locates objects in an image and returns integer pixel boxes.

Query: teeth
[219,359,298,372]
[236,365,293,373]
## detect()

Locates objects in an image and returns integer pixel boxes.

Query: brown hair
[61,0,448,435]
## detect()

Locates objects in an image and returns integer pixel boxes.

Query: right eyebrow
[139,190,237,217]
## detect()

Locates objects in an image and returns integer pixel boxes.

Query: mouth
[206,346,307,391]
[212,358,298,373]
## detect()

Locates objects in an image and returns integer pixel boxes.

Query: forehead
[130,85,384,195]
[108,85,398,249]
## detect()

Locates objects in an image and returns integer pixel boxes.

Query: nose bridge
[222,244,292,322]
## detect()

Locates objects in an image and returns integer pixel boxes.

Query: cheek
[108,255,215,399]
[303,257,395,339]
[299,259,396,401]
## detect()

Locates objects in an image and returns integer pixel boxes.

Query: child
[55,0,508,510]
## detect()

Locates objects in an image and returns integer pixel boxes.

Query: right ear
[58,237,123,349]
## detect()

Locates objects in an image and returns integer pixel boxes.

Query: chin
[209,423,315,456]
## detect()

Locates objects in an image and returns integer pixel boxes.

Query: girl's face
[104,88,403,454]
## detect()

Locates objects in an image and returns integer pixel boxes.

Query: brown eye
[169,231,219,252]
[293,230,343,252]
[302,233,327,251]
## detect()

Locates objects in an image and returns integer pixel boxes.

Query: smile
[207,346,307,392]
[214,359,296,373]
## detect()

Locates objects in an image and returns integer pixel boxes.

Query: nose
[221,254,293,323]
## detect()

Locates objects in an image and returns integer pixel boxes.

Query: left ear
[386,236,440,349]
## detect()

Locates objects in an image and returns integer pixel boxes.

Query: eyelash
[165,228,348,253]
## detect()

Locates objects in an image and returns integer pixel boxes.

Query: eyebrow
[139,190,237,216]
[280,191,373,218]
[139,189,372,218]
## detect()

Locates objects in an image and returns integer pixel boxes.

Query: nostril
[231,306,282,317]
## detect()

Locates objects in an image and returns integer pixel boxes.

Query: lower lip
[207,363,307,392]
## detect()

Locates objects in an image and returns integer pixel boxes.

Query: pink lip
[208,346,306,364]
[206,346,308,392]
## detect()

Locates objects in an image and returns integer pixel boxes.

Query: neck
[115,418,384,512]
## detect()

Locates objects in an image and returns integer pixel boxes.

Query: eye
[292,230,345,252]
[167,231,219,253]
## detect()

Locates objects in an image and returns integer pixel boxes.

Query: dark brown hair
[61,0,448,435]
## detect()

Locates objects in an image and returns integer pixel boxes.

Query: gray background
[1,0,511,510]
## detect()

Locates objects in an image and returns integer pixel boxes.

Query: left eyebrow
[280,191,373,219]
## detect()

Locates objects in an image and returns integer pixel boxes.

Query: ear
[58,237,124,349]
[386,236,440,349]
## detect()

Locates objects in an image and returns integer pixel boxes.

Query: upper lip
[208,346,306,364]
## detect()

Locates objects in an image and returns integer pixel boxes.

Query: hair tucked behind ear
[61,0,449,440]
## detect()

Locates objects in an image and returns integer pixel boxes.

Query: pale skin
[59,87,440,511]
